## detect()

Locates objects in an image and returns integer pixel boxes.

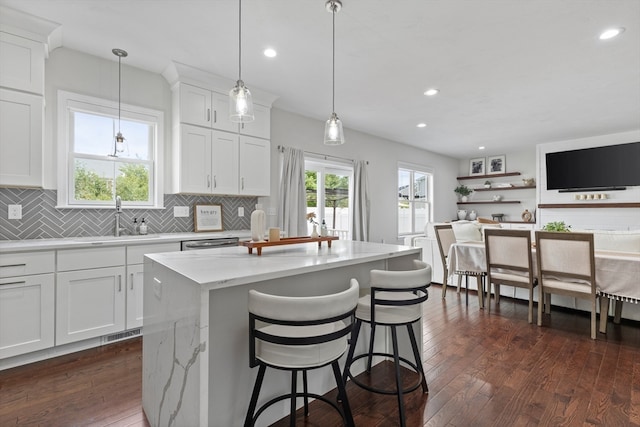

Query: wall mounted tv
[545,142,640,192]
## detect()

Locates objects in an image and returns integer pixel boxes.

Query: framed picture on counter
[194,204,223,232]
[488,155,506,174]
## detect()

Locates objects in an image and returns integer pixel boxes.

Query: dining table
[448,241,640,333]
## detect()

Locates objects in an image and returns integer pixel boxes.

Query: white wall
[263,109,460,244]
[537,130,640,230]
[43,48,172,190]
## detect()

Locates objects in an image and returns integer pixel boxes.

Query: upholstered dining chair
[535,231,598,339]
[342,260,431,427]
[484,228,537,323]
[434,224,485,307]
[244,279,359,427]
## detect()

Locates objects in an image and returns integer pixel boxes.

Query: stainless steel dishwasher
[180,237,239,251]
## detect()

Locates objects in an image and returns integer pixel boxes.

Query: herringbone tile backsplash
[0,188,256,240]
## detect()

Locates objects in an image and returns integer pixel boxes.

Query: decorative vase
[250,204,266,242]
[457,210,468,220]
[468,210,477,220]
[311,224,319,238]
[461,195,468,203]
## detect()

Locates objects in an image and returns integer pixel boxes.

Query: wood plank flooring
[1,285,639,426]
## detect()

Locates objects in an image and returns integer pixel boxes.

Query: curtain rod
[277,145,368,165]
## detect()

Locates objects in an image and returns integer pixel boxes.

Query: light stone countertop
[0,230,251,253]
[145,240,422,290]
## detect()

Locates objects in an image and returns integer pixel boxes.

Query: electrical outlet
[173,206,189,217]
[238,207,244,217]
[8,204,22,220]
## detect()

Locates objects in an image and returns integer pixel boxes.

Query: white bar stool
[244,279,360,427]
[342,260,431,427]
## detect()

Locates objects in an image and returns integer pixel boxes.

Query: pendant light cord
[238,0,242,81]
[332,2,335,113]
[118,55,122,132]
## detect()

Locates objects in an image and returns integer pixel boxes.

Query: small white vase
[461,195,468,203]
[457,210,467,220]
[311,224,319,238]
[469,210,477,220]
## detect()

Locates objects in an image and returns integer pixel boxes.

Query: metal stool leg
[332,360,355,427]
[366,323,376,372]
[244,364,267,427]
[407,324,428,393]
[303,370,309,416]
[290,370,297,427]
[342,319,361,387]
[391,326,406,427]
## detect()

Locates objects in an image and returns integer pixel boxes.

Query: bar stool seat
[244,279,360,427]
[342,260,432,427]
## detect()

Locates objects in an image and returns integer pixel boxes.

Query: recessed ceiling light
[416,123,427,128]
[599,27,624,40]
[479,146,485,150]
[423,88,439,96]
[263,48,277,58]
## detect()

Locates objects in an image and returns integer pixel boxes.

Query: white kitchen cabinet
[0,88,43,187]
[239,103,271,139]
[125,242,179,330]
[0,32,45,95]
[56,266,126,345]
[56,246,126,345]
[0,250,55,359]
[239,135,271,196]
[177,125,240,195]
[178,82,237,133]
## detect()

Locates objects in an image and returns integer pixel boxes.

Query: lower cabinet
[0,273,54,358]
[56,266,126,345]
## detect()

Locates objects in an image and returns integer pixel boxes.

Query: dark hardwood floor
[1,285,639,426]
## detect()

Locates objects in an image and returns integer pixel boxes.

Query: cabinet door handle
[213,175,217,188]
[130,273,134,290]
[241,177,244,190]
[207,174,211,188]
[118,275,122,292]
[0,280,26,286]
[207,108,211,122]
[0,263,26,268]
[213,110,217,123]
[241,123,245,130]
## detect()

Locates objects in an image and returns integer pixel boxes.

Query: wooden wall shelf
[457,172,521,180]
[458,201,520,205]
[475,185,535,192]
[538,203,640,209]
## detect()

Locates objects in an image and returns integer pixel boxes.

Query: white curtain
[278,147,307,237]
[352,160,370,241]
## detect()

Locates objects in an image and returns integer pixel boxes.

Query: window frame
[56,90,164,209]
[397,162,434,236]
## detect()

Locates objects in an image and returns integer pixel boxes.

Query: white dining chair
[434,224,485,307]
[484,228,537,323]
[535,231,598,339]
[244,279,359,426]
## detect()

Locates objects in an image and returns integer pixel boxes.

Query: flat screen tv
[545,142,640,192]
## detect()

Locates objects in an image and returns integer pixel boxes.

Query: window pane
[414,201,428,229]
[116,162,150,202]
[413,172,427,200]
[73,112,114,156]
[73,111,151,160]
[398,202,411,234]
[324,173,350,230]
[398,169,410,200]
[74,158,116,201]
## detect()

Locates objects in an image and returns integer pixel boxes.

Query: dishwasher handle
[183,240,238,249]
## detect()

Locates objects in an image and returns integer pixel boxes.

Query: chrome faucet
[114,196,128,237]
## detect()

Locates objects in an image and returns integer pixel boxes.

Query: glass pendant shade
[229,79,254,123]
[324,112,345,145]
[115,132,126,153]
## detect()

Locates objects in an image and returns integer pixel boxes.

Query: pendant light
[229,0,254,123]
[324,0,345,145]
[111,48,128,157]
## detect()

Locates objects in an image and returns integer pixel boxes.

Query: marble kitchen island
[142,240,422,427]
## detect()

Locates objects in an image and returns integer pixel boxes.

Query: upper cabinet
[164,62,277,195]
[0,32,45,94]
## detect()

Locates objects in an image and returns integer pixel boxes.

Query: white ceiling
[2,0,639,159]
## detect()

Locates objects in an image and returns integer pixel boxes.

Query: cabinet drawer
[57,247,125,271]
[126,243,180,265]
[0,251,55,278]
